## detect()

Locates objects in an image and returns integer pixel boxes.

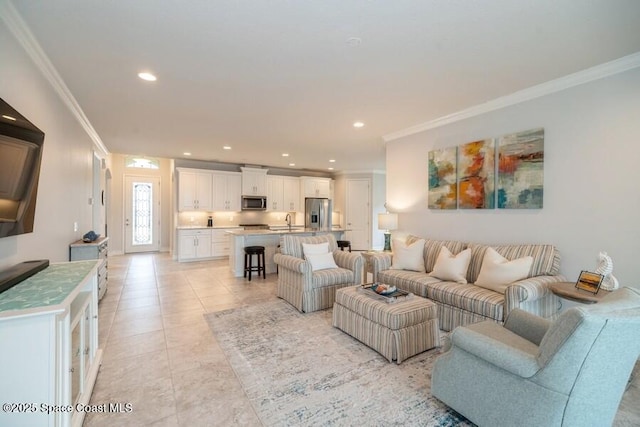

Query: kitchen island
[226,228,348,277]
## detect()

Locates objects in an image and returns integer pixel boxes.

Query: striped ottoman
[332,286,440,364]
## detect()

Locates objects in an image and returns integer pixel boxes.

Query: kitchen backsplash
[177,211,303,227]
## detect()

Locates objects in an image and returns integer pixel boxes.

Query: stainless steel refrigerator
[305,198,332,230]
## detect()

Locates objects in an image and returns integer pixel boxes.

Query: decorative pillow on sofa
[302,242,330,256]
[474,247,533,293]
[306,252,339,271]
[428,246,471,284]
[390,238,426,272]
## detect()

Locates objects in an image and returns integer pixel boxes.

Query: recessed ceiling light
[328,167,334,171]
[289,163,295,167]
[353,121,364,128]
[183,152,191,156]
[282,153,289,157]
[223,146,231,150]
[2,114,16,121]
[138,72,157,81]
[329,159,336,163]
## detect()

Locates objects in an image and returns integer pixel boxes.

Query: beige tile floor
[84,253,639,426]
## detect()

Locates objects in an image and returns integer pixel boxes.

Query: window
[125,156,159,169]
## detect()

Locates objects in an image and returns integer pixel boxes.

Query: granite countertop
[176,225,242,230]
[226,228,349,236]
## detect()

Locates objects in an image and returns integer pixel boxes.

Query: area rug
[205,299,473,426]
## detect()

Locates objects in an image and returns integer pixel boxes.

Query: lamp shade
[378,213,398,231]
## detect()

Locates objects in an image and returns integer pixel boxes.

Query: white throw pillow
[429,247,471,284]
[302,242,329,257]
[306,252,339,271]
[474,247,533,293]
[391,238,426,272]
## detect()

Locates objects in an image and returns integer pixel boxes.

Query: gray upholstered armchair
[274,233,362,313]
[432,287,640,427]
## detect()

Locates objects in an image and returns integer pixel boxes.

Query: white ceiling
[11,0,640,173]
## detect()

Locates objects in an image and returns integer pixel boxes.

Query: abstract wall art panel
[497,128,544,209]
[458,139,495,209]
[428,146,457,209]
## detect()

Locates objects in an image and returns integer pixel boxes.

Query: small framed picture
[575,270,604,294]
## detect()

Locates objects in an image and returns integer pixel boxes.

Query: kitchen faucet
[285,213,292,232]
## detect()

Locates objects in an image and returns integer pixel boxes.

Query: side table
[549,281,611,304]
[361,250,392,283]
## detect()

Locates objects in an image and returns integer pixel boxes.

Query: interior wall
[108,153,173,255]
[386,67,640,287]
[0,22,98,269]
[371,172,387,250]
[334,172,386,250]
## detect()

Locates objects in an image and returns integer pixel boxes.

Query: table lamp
[378,213,398,251]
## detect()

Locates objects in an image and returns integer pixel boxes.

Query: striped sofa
[274,233,363,313]
[370,237,565,331]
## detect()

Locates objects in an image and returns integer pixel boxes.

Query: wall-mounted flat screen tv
[0,98,45,238]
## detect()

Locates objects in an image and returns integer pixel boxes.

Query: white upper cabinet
[283,176,300,211]
[301,177,331,198]
[241,167,268,196]
[267,175,300,212]
[267,175,284,211]
[212,171,242,211]
[177,168,213,211]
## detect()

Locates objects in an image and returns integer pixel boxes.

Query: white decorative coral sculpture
[594,251,620,291]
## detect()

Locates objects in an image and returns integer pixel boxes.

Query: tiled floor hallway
[85,253,272,426]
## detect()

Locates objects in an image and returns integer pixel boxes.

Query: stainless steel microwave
[241,195,267,210]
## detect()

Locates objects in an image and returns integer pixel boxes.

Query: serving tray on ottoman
[332,285,440,364]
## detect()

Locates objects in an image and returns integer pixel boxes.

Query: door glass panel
[132,182,152,245]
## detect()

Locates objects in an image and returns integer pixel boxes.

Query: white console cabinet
[69,236,108,301]
[0,260,102,427]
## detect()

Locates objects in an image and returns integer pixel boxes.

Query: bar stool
[244,246,266,281]
[337,240,352,252]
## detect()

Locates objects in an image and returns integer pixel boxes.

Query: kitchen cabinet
[0,260,102,427]
[178,229,212,261]
[211,227,240,257]
[177,168,213,211]
[301,177,331,198]
[241,167,268,196]
[283,176,301,211]
[267,175,300,212]
[212,171,241,211]
[267,175,284,211]
[69,236,108,301]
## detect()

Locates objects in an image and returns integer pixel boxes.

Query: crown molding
[335,169,386,176]
[0,0,109,156]
[383,51,640,142]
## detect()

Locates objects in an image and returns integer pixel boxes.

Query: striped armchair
[274,233,363,313]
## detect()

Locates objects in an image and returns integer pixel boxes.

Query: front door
[345,178,370,250]
[124,175,160,253]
